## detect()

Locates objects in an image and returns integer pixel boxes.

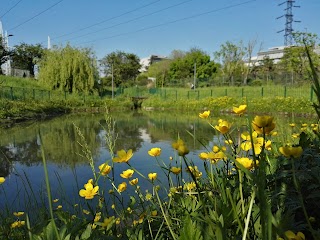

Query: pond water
[0,110,315,214]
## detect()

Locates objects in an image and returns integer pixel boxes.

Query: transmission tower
[277,0,300,46]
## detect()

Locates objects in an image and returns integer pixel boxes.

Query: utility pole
[193,62,196,90]
[111,64,114,99]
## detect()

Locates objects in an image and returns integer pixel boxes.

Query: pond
[0,110,316,215]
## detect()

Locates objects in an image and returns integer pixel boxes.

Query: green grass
[122,85,314,101]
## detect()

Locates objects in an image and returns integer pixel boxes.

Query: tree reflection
[0,111,242,177]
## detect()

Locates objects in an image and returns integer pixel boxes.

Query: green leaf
[80,224,92,240]
[45,220,57,240]
[178,216,203,240]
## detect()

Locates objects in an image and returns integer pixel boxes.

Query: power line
[78,0,256,46]
[8,0,65,31]
[0,0,23,19]
[51,0,162,41]
[62,0,194,43]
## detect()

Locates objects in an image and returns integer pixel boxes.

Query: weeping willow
[38,44,98,94]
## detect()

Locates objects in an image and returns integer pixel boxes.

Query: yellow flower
[252,116,275,135]
[265,140,272,151]
[202,151,225,163]
[79,179,99,200]
[11,221,25,228]
[215,119,231,134]
[129,178,139,186]
[83,209,90,215]
[148,148,161,157]
[292,133,300,138]
[236,157,257,170]
[172,139,189,156]
[151,210,158,216]
[184,182,196,191]
[98,163,111,175]
[170,167,182,174]
[186,166,202,178]
[117,182,127,192]
[13,212,24,217]
[279,146,303,158]
[101,216,115,228]
[178,145,189,156]
[241,131,251,141]
[289,123,296,127]
[0,177,5,184]
[225,139,233,145]
[284,230,305,240]
[56,205,62,210]
[145,193,152,200]
[199,152,209,160]
[233,104,247,115]
[113,149,133,163]
[94,212,101,222]
[172,139,184,150]
[127,207,133,214]
[199,110,210,119]
[120,169,134,179]
[212,145,220,153]
[148,173,157,181]
[301,123,308,127]
[240,131,264,155]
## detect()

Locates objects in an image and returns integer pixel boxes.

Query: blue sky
[1,0,319,59]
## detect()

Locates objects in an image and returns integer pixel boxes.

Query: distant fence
[0,85,315,102]
[123,85,315,101]
[0,86,103,102]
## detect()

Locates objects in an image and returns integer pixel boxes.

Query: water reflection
[0,111,316,211]
[0,111,218,176]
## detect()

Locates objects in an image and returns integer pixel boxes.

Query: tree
[100,51,141,87]
[168,48,219,86]
[0,36,14,75]
[11,43,44,77]
[279,32,320,82]
[147,60,172,87]
[214,41,246,85]
[38,44,98,93]
[259,56,275,83]
[242,38,262,85]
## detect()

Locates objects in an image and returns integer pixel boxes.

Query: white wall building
[0,20,12,76]
[139,55,168,72]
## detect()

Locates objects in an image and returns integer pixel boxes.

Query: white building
[249,45,320,67]
[0,20,12,75]
[139,55,168,72]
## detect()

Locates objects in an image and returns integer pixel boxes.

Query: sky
[0,0,319,60]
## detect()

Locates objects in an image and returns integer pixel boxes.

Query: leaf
[45,220,57,240]
[178,216,203,240]
[80,224,92,240]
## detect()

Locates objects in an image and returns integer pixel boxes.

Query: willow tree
[38,44,98,93]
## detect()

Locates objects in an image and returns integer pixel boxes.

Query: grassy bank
[0,75,316,125]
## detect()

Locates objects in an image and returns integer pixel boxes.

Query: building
[249,45,320,67]
[0,20,12,75]
[139,55,168,72]
[247,46,287,67]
